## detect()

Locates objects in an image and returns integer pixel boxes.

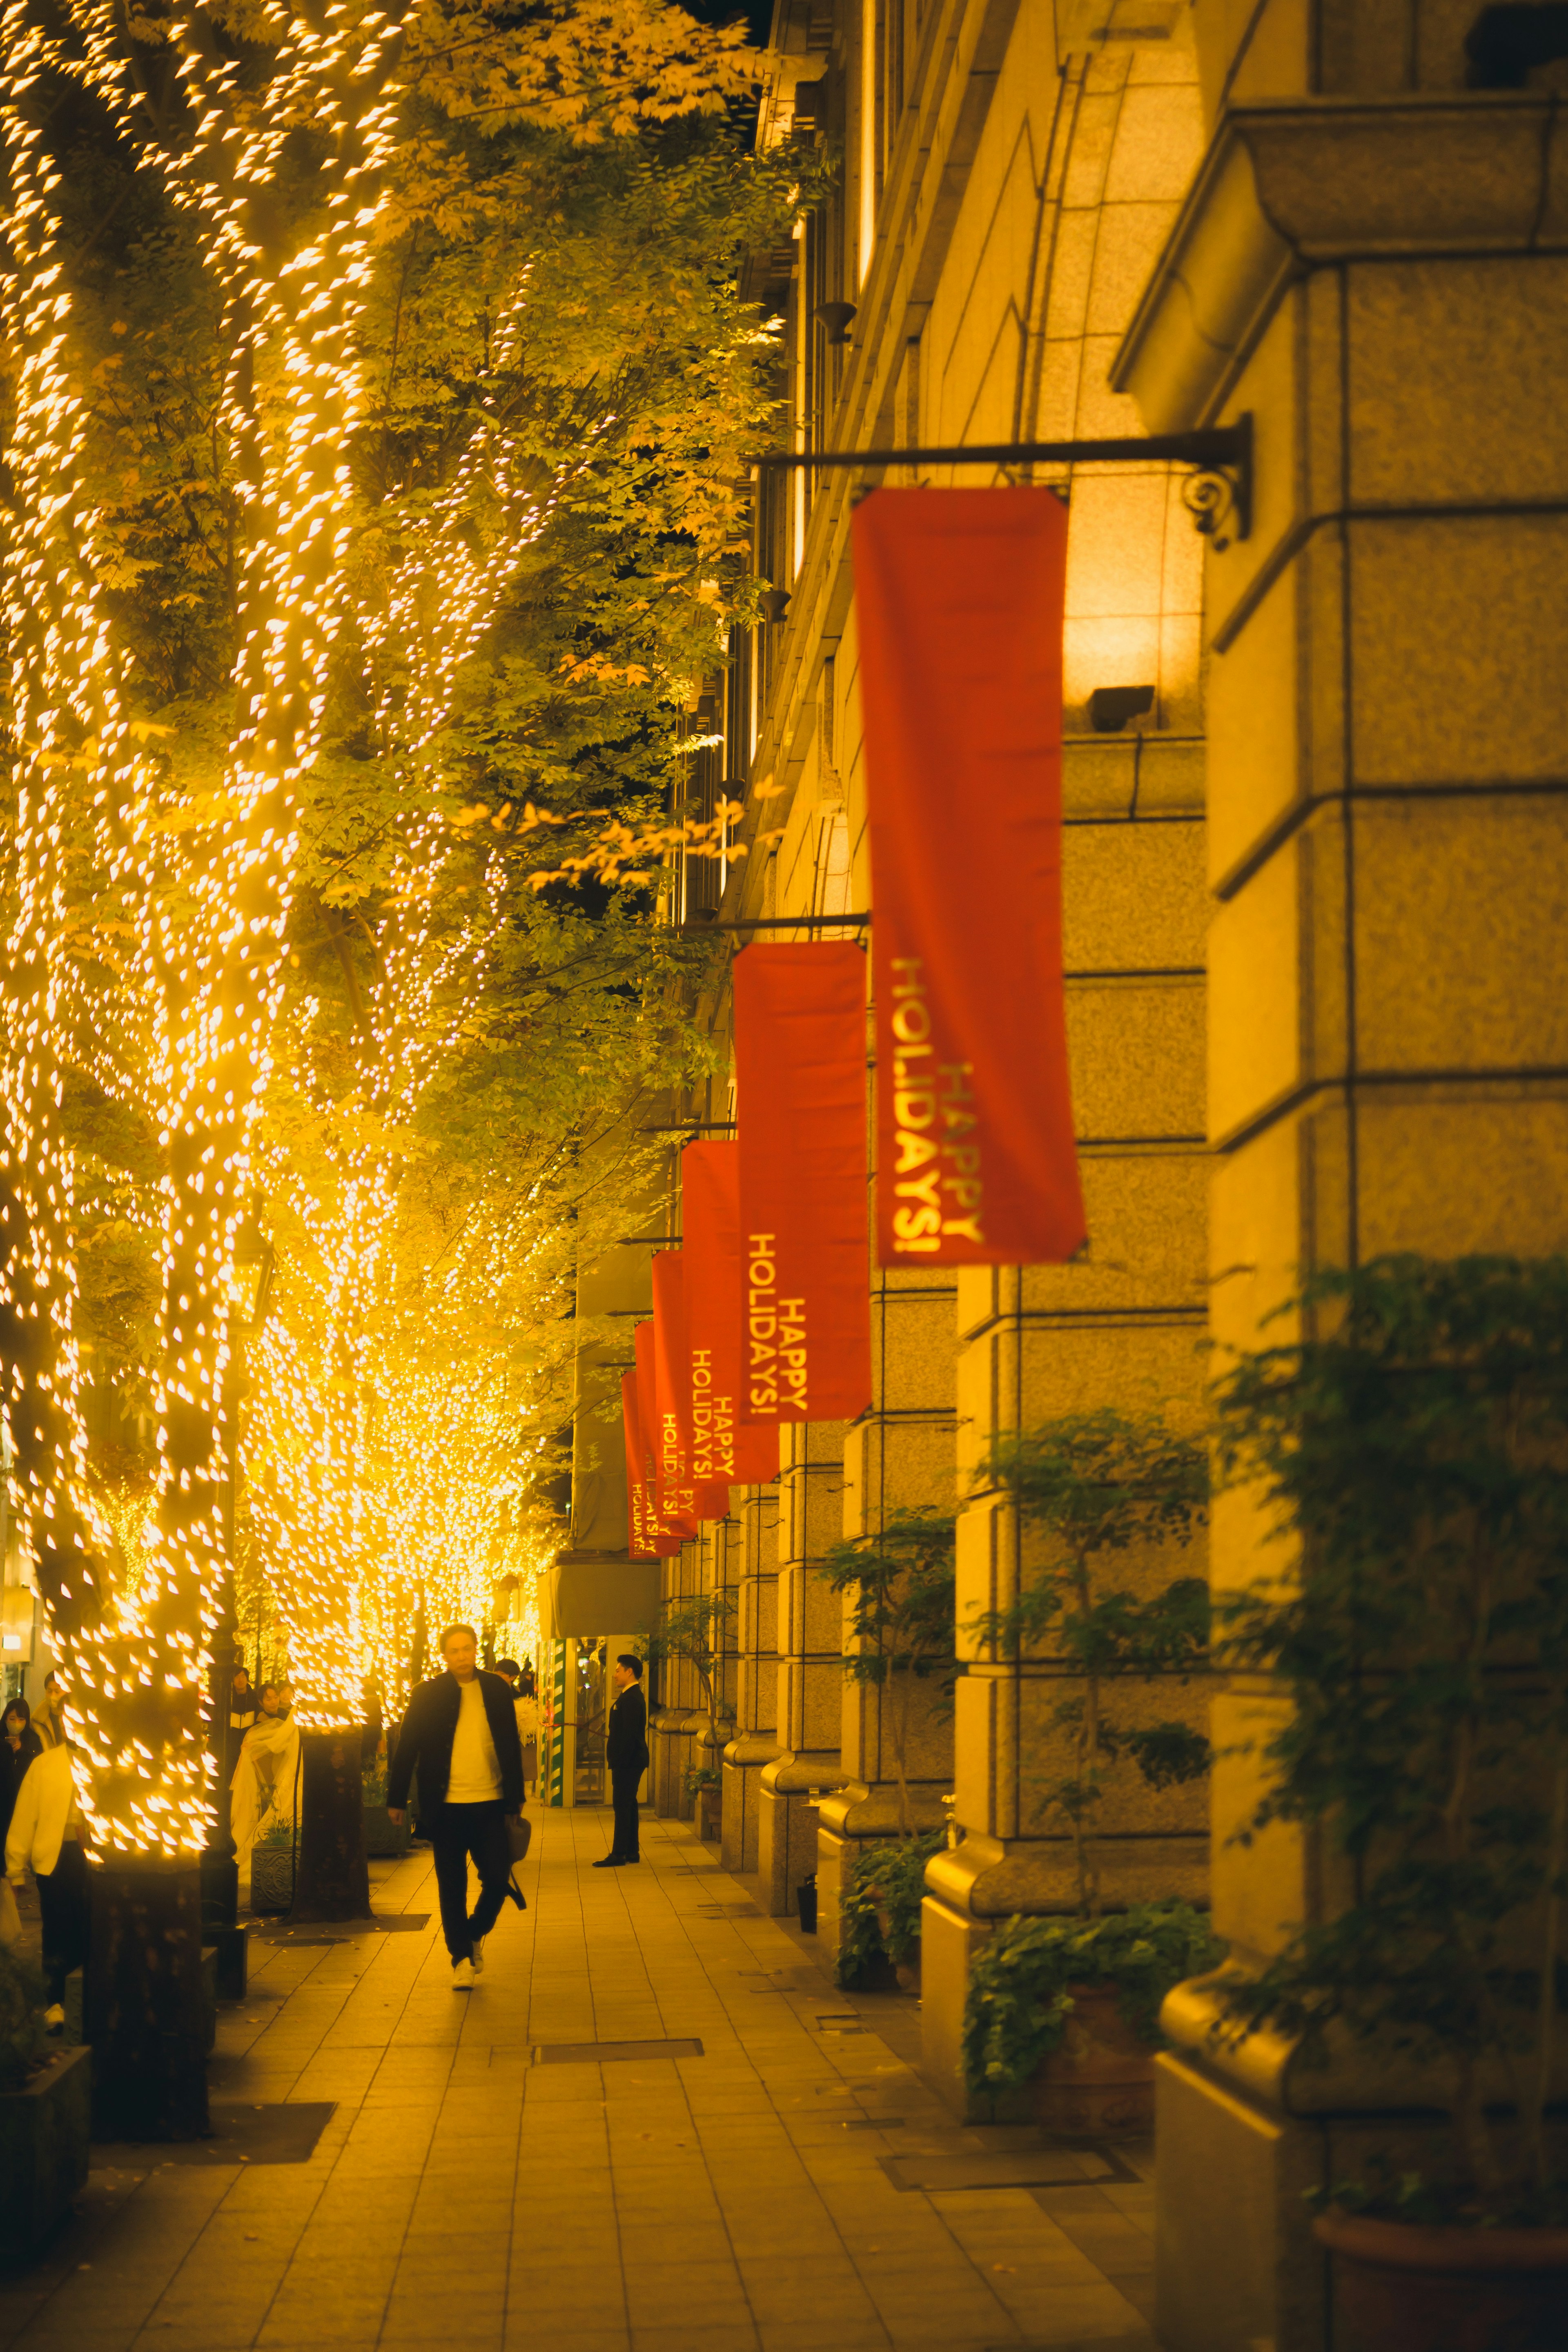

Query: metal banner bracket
[751,414,1254,548]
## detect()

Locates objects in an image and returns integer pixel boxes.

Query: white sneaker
[470,1937,486,1977]
[451,1958,474,1989]
[42,2003,65,2035]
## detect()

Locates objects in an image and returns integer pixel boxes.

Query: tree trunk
[291,1728,369,1921]
[87,1859,209,2142]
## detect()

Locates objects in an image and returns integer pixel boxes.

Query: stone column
[649,1537,698,1817]
[920,724,1212,2114]
[723,1481,782,1875]
[815,1262,957,1968]
[757,1418,849,1916]
[1114,79,1568,2352]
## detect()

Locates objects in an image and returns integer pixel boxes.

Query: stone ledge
[1163,1967,1568,2118]
[1115,94,1568,433]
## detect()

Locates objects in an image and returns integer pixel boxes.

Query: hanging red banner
[634,1319,686,1554]
[852,488,1085,1265]
[733,943,872,1423]
[621,1371,658,1561]
[652,1250,731,1523]
[681,1141,780,1487]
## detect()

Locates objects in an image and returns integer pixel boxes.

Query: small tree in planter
[646,1590,735,1816]
[959,1410,1214,2134]
[976,1410,1211,1916]
[646,1589,736,1724]
[684,1763,722,1840]
[1212,1255,1568,2328]
[820,1507,957,1836]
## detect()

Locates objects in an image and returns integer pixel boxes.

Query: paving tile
[0,1815,1167,2352]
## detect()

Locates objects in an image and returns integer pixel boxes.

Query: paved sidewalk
[0,1808,1158,2352]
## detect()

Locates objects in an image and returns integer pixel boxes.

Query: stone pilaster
[919,722,1212,2116]
[1114,89,1568,2352]
[815,1266,957,1968]
[723,1481,782,1875]
[757,1418,848,1917]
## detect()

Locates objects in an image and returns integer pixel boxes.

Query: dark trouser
[611,1766,643,1861]
[430,1800,511,1962]
[37,1837,90,2004]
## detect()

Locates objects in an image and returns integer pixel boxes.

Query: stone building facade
[565,4,1568,2347]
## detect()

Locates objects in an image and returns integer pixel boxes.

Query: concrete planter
[0,2043,91,2265]
[363,1806,409,1859]
[1313,2206,1568,2352]
[1029,1983,1154,2140]
[249,1844,294,1915]
[697,1790,722,1843]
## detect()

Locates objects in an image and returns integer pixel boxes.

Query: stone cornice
[1114,94,1568,434]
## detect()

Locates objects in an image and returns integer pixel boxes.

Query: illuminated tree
[3,0,793,2096]
[2,0,409,2126]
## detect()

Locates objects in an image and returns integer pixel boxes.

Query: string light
[1,0,409,1849]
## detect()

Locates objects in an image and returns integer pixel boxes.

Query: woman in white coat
[229,1686,301,1902]
[4,1741,89,2028]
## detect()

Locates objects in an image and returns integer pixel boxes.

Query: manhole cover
[527,2038,704,2065]
[881,2143,1139,2193]
[92,2103,336,2168]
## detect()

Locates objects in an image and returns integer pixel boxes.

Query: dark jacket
[606,1683,649,1776]
[388,1670,524,1813]
[0,1728,42,1844]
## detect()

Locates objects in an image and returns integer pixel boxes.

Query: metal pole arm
[750,415,1252,546]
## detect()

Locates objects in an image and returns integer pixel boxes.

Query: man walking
[594,1655,648,1869]
[388,1624,523,1986]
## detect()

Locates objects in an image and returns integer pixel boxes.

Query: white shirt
[447,1677,502,1802]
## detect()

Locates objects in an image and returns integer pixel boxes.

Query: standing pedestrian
[387,1625,523,1988]
[5,1739,90,2031]
[510,1667,539,1801]
[595,1655,648,1869]
[0,1699,42,1853]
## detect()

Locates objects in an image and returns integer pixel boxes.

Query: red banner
[634,1319,686,1554]
[852,488,1085,1265]
[652,1250,731,1523]
[682,1141,780,1486]
[621,1371,657,1560]
[733,943,872,1422]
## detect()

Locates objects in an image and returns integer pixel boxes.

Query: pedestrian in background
[0,1699,42,1854]
[510,1666,539,1800]
[5,1739,89,2031]
[387,1624,523,1988]
[31,1669,66,1750]
[595,1655,648,1869]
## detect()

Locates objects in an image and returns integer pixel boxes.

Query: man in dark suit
[595,1654,648,1868]
[388,1624,524,1985]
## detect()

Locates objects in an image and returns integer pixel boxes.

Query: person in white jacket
[5,1741,90,2029]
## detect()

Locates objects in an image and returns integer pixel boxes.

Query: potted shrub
[965,1409,1213,2133]
[962,1902,1223,2135]
[0,1940,91,2265]
[1211,1254,1568,2347]
[685,1764,722,1842]
[839,1827,945,1993]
